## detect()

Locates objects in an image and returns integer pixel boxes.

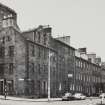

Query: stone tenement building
[0,3,105,97]
[75,56,101,96]
[0,3,75,97]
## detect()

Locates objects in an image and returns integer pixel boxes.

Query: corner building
[0,3,75,97]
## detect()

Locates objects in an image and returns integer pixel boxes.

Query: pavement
[0,95,101,103]
[0,96,104,105]
[0,95,62,102]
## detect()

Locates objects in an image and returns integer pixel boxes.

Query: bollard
[4,85,7,100]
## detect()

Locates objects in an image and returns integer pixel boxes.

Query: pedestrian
[4,85,7,100]
[101,95,104,105]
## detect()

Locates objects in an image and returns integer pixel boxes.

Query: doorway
[0,80,4,95]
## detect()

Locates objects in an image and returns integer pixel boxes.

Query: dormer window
[2,17,14,28]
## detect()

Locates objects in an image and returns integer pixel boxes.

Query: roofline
[53,38,75,50]
[55,35,70,38]
[22,28,37,34]
[22,25,51,34]
[75,56,101,68]
[0,3,16,15]
[26,39,57,53]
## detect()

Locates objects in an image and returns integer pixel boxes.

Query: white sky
[0,0,105,61]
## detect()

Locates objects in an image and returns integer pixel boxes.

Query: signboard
[68,74,73,78]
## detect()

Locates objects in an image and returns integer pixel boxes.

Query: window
[3,17,14,28]
[79,61,81,67]
[84,75,85,82]
[81,62,83,68]
[38,64,40,74]
[76,74,78,80]
[38,31,40,43]
[8,46,14,56]
[37,80,41,94]
[2,37,5,44]
[6,36,11,41]
[43,49,47,59]
[76,85,78,91]
[8,80,13,93]
[76,60,78,67]
[88,76,90,82]
[42,81,47,93]
[43,33,47,45]
[53,67,56,76]
[33,31,36,42]
[0,47,5,57]
[0,64,4,75]
[88,58,92,62]
[80,74,82,80]
[9,63,13,74]
[38,47,41,58]
[31,63,34,73]
[43,64,46,73]
[78,74,80,80]
[31,45,35,56]
[2,19,7,27]
[83,62,85,68]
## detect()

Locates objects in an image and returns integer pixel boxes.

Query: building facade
[0,3,105,98]
[75,56,101,96]
[51,38,75,96]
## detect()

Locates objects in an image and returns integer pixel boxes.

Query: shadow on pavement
[0,97,61,103]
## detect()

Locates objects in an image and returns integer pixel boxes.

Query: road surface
[0,98,104,105]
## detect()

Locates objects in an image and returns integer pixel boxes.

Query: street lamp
[48,49,54,101]
[4,78,7,100]
[48,49,51,101]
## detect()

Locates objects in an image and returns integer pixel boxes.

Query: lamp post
[48,49,51,101]
[4,78,7,100]
[48,49,53,101]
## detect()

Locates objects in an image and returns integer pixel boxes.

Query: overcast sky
[0,0,105,61]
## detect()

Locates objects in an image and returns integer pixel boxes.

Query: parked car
[62,92,73,101]
[92,93,100,97]
[72,93,86,100]
[99,93,105,98]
